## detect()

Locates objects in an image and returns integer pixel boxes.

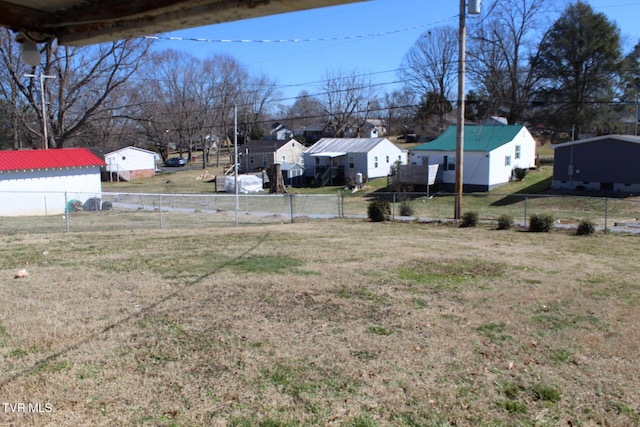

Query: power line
[143,16,457,45]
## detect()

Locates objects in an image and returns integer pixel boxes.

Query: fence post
[392,193,396,220]
[159,195,163,229]
[64,191,70,232]
[604,197,608,234]
[289,194,294,224]
[524,196,528,228]
[339,191,343,218]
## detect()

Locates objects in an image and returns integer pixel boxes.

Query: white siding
[275,140,305,166]
[366,141,406,178]
[105,147,156,172]
[0,167,103,216]
[411,127,537,189]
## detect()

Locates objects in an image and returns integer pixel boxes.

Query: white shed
[104,146,159,181]
[0,148,105,216]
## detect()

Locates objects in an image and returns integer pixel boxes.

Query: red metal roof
[0,148,105,172]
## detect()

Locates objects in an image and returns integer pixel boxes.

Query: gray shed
[552,135,640,193]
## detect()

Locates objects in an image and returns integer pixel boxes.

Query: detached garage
[0,148,105,217]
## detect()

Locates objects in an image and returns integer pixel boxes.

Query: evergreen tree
[534,1,622,139]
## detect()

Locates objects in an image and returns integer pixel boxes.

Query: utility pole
[454,0,481,220]
[234,105,239,227]
[25,72,56,149]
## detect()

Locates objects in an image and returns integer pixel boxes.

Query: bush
[576,219,596,235]
[514,167,529,181]
[367,200,390,222]
[399,199,414,217]
[497,214,514,230]
[529,214,554,232]
[461,211,479,227]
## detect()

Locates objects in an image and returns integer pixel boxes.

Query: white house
[239,138,305,173]
[268,123,293,141]
[0,148,105,216]
[103,146,159,181]
[303,138,407,186]
[363,119,387,138]
[410,124,537,192]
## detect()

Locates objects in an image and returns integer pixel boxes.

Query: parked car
[164,157,187,167]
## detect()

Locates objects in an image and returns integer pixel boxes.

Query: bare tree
[0,29,30,149]
[321,69,377,137]
[398,26,458,125]
[0,30,152,148]
[381,88,417,138]
[202,54,246,166]
[237,73,279,142]
[286,90,324,122]
[467,0,550,124]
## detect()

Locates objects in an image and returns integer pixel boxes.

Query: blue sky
[153,0,640,104]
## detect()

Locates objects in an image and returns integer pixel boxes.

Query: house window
[374,156,378,168]
[515,145,521,159]
[505,156,511,166]
[282,155,286,163]
[349,156,354,168]
[262,155,267,167]
[444,155,455,171]
[386,155,390,163]
[250,156,254,164]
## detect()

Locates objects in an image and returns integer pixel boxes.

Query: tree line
[0,0,637,158]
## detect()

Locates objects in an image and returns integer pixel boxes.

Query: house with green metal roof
[409,124,537,192]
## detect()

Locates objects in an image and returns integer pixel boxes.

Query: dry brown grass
[1,220,639,426]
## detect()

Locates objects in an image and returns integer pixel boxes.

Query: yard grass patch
[395,258,507,290]
[0,221,638,425]
[229,255,305,274]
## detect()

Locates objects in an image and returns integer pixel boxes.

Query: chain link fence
[341,192,640,232]
[0,191,343,234]
[1,190,639,234]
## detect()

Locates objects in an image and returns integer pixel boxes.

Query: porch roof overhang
[2,0,366,47]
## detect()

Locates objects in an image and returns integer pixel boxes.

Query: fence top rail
[366,191,640,202]
[102,192,338,198]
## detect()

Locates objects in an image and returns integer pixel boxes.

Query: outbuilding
[102,146,159,181]
[552,135,640,193]
[0,148,105,216]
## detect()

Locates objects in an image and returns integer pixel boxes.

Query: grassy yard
[1,221,639,426]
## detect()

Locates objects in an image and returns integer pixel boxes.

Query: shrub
[367,200,390,222]
[576,219,596,235]
[461,211,479,227]
[529,214,554,232]
[514,167,529,181]
[399,199,414,217]
[496,214,514,230]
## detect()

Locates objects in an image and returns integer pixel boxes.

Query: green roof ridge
[413,125,524,152]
